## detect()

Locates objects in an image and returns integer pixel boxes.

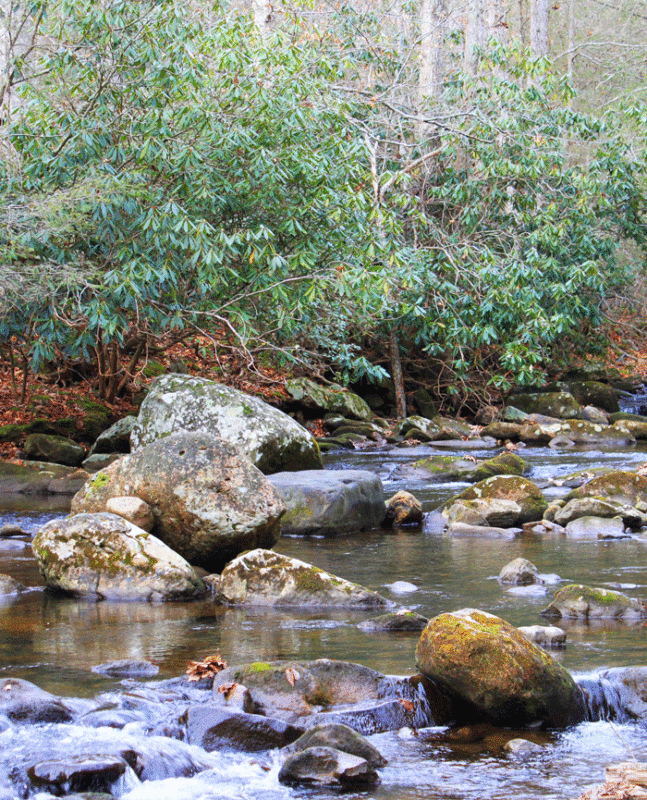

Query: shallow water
[3,441,647,799]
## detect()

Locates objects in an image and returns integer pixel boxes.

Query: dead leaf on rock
[285,666,300,686]
[185,653,228,682]
[217,682,238,695]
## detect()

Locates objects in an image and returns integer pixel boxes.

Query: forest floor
[1,313,646,461]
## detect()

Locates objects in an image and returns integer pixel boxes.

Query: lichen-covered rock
[267,470,385,535]
[33,512,206,600]
[554,420,634,447]
[383,491,423,527]
[392,415,444,441]
[443,498,523,528]
[71,433,285,571]
[415,608,586,728]
[614,420,647,440]
[540,584,647,620]
[131,374,321,473]
[215,549,390,609]
[498,558,542,585]
[553,497,646,529]
[279,746,379,787]
[23,434,85,467]
[481,421,523,440]
[506,392,582,420]
[441,475,547,527]
[286,378,372,421]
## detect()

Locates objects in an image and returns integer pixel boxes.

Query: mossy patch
[249,661,272,673]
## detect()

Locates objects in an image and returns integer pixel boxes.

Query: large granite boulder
[540,584,647,620]
[71,432,285,571]
[415,608,586,728]
[214,549,391,609]
[441,475,547,527]
[131,374,321,473]
[33,512,206,600]
[267,470,385,535]
[285,378,372,421]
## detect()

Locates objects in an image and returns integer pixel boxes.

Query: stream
[2,439,647,799]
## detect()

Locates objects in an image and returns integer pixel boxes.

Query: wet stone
[91,660,160,678]
[278,746,379,787]
[27,755,129,794]
[183,704,304,752]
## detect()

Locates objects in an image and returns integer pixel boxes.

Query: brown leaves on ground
[285,666,300,686]
[185,653,228,681]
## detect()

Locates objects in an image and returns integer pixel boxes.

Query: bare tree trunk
[464,0,486,75]
[530,0,549,56]
[418,0,448,107]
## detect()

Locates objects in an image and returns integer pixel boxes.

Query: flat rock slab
[268,470,385,535]
[184,704,304,751]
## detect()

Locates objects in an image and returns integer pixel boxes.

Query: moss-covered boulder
[564,470,647,508]
[552,497,646,529]
[555,420,635,447]
[33,512,206,600]
[71,433,285,572]
[540,584,647,620]
[473,452,525,482]
[441,475,547,527]
[415,608,586,728]
[480,421,523,441]
[131,374,322,474]
[505,392,582,420]
[407,455,482,482]
[392,416,444,441]
[214,549,390,609]
[554,381,620,414]
[613,420,647,440]
[23,434,85,467]
[286,378,372,421]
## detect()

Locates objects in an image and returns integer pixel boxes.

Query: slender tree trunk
[464,0,486,75]
[418,0,448,107]
[390,329,407,419]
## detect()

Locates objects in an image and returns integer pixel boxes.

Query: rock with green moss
[415,608,586,728]
[214,548,391,609]
[613,420,647,440]
[392,416,443,441]
[540,584,647,620]
[357,609,428,632]
[441,475,547,527]
[473,452,525,482]
[131,374,322,474]
[212,658,430,731]
[23,434,85,467]
[564,470,647,508]
[555,420,635,447]
[267,470,385,535]
[286,378,372,421]
[33,512,206,600]
[71,433,285,572]
[506,392,583,420]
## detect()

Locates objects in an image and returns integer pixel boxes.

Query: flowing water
[3,440,647,799]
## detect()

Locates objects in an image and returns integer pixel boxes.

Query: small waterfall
[618,386,647,417]
[577,676,632,723]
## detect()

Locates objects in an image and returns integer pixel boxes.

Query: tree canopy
[0,0,645,410]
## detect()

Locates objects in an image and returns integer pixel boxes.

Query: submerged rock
[540,584,647,620]
[33,513,206,601]
[71,433,285,572]
[357,609,429,632]
[0,574,26,596]
[415,608,586,728]
[215,549,391,609]
[278,746,379,787]
[517,625,566,649]
[268,469,385,535]
[91,659,160,678]
[131,374,322,473]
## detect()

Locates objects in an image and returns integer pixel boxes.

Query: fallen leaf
[285,666,300,686]
[185,653,228,681]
